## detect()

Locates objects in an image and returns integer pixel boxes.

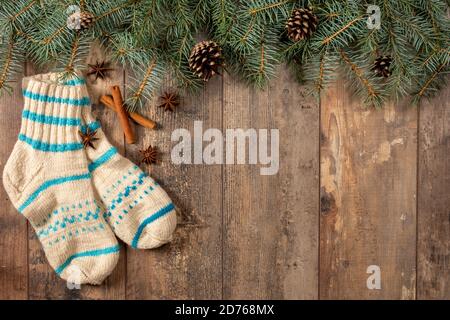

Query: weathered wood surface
[222,68,319,299]
[126,75,223,299]
[417,85,450,299]
[0,65,28,300]
[319,81,418,299]
[0,55,448,299]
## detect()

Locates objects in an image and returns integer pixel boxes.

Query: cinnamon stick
[128,112,157,129]
[100,95,115,110]
[100,95,157,130]
[111,86,136,144]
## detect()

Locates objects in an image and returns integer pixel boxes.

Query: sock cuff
[19,72,92,152]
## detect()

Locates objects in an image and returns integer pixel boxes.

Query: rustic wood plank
[125,76,223,299]
[27,43,126,299]
[417,86,450,299]
[222,66,319,299]
[0,67,28,300]
[319,82,418,299]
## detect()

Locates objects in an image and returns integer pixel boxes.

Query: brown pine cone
[189,40,224,81]
[286,8,318,42]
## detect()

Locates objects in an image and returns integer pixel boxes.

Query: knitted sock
[78,84,177,249]
[2,73,120,285]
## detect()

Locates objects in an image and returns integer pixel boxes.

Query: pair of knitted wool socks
[2,73,177,284]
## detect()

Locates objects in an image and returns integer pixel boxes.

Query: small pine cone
[286,8,318,42]
[372,55,392,78]
[79,11,95,30]
[189,40,224,81]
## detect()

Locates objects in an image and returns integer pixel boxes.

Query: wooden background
[0,46,448,300]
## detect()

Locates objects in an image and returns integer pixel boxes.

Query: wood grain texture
[222,67,319,299]
[125,76,223,299]
[417,86,450,299]
[319,81,418,299]
[0,67,28,300]
[27,44,126,299]
[2,56,450,299]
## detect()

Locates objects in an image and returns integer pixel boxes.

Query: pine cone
[189,40,224,81]
[286,8,318,42]
[372,55,392,78]
[79,11,95,30]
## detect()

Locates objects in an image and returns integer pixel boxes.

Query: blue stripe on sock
[18,173,91,213]
[62,78,86,86]
[22,110,82,126]
[80,121,101,134]
[19,133,83,152]
[55,244,120,275]
[22,90,91,106]
[131,203,175,248]
[88,147,118,172]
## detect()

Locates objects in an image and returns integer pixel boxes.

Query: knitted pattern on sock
[78,86,177,249]
[2,73,120,284]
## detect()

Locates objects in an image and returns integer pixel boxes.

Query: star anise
[87,60,114,81]
[158,91,180,112]
[139,145,159,165]
[79,127,99,149]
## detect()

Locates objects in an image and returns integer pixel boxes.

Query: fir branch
[0,0,448,107]
[240,26,280,87]
[95,0,138,21]
[300,46,337,99]
[422,48,450,67]
[176,34,190,66]
[339,49,376,98]
[322,17,363,45]
[168,60,203,92]
[133,0,159,41]
[65,33,81,73]
[0,39,15,89]
[192,0,210,25]
[42,25,66,45]
[248,0,292,16]
[135,60,156,98]
[25,0,134,57]
[9,0,37,23]
[316,49,327,93]
[219,0,227,24]
[16,29,39,43]
[259,43,265,74]
[240,16,256,46]
[211,0,237,42]
[391,14,437,51]
[417,63,446,97]
[128,59,157,109]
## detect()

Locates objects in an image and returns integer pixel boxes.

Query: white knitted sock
[3,73,120,285]
[78,85,177,249]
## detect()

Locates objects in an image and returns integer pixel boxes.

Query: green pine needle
[0,0,448,106]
